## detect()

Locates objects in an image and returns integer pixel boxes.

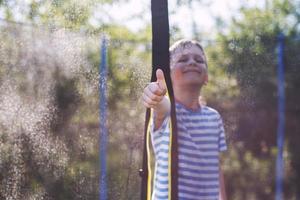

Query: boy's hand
[142,69,170,129]
[142,69,167,109]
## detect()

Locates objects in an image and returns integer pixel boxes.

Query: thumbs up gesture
[142,69,170,129]
[156,69,167,93]
[142,69,168,110]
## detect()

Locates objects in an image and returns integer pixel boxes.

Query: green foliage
[1,0,300,199]
[210,0,300,198]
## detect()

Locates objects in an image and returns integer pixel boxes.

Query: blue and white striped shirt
[151,102,227,200]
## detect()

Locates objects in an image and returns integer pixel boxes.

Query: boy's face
[170,45,208,88]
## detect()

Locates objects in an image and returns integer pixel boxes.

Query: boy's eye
[178,57,188,62]
[196,59,205,63]
[195,56,205,63]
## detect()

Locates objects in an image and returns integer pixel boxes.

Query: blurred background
[0,0,299,199]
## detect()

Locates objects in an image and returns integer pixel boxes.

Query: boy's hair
[169,39,208,68]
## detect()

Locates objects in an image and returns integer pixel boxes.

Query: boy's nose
[187,59,197,67]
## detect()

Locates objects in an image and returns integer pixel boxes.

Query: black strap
[140,0,178,199]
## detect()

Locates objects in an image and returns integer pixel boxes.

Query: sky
[0,0,265,38]
[94,0,265,38]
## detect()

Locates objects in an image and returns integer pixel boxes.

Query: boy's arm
[217,115,227,200]
[142,69,170,130]
[219,166,227,200]
[153,96,170,130]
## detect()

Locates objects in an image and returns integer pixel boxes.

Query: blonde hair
[169,39,207,68]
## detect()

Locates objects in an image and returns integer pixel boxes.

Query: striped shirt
[151,102,227,200]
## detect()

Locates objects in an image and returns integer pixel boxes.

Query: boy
[142,39,227,200]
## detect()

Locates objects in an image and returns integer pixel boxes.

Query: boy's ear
[204,74,208,85]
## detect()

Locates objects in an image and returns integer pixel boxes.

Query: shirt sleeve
[150,112,170,154]
[217,115,227,152]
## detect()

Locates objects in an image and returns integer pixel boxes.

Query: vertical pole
[275,33,285,200]
[99,36,108,200]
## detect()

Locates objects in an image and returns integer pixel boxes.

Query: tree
[0,1,154,199]
[209,0,300,198]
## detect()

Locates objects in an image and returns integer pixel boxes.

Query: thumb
[156,69,166,91]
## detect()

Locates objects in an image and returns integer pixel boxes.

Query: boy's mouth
[182,68,202,74]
